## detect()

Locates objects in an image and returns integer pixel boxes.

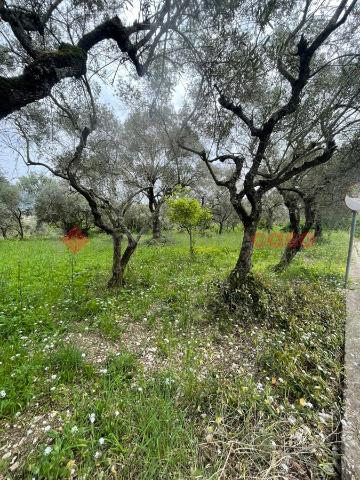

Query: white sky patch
[0,144,30,180]
[173,81,187,112]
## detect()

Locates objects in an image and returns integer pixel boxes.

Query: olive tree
[119,108,201,241]
[0,174,16,237]
[206,186,234,234]
[34,177,93,234]
[12,82,147,288]
[275,137,360,269]
[260,191,284,232]
[180,0,360,289]
[0,175,26,239]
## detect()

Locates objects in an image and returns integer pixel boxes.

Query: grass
[48,344,93,383]
[0,229,348,478]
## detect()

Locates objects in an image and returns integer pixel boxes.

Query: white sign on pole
[345,195,360,212]
[345,195,360,287]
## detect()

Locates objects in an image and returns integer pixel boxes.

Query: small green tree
[167,195,212,255]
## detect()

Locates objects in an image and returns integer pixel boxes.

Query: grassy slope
[0,230,348,479]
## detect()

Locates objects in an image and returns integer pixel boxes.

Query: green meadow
[0,231,348,478]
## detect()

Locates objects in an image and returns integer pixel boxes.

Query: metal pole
[345,210,357,288]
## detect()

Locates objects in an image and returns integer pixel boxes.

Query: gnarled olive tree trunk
[228,218,259,290]
[147,186,164,241]
[0,2,178,120]
[152,206,162,240]
[108,233,138,288]
[265,210,274,232]
[275,193,315,271]
[15,210,24,240]
[314,217,323,242]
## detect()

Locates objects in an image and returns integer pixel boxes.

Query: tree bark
[228,220,258,289]
[0,8,172,120]
[265,210,274,232]
[285,198,301,236]
[17,211,24,240]
[275,233,304,270]
[189,228,194,255]
[314,219,323,241]
[0,227,7,238]
[152,206,162,240]
[108,233,124,288]
[275,196,315,271]
[107,233,138,288]
[0,44,87,119]
[218,222,223,234]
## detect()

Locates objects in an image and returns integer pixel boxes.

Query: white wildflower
[0,390,6,398]
[288,416,296,425]
[205,433,214,442]
[44,446,52,456]
[71,426,78,433]
[319,412,332,424]
[99,437,105,445]
[89,413,96,424]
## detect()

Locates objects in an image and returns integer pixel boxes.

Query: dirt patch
[0,408,64,476]
[64,331,120,364]
[200,327,257,377]
[64,324,170,372]
[64,322,257,379]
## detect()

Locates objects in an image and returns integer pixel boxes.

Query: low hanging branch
[0,0,188,119]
